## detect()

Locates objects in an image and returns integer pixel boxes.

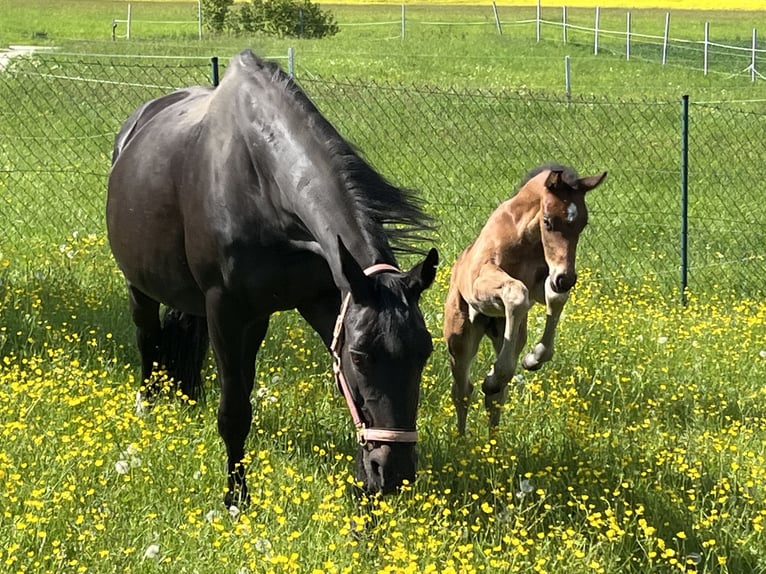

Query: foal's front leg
[521,276,570,371]
[469,267,531,429]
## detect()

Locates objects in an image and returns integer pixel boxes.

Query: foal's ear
[338,236,373,301]
[544,170,566,192]
[579,171,608,192]
[404,248,439,297]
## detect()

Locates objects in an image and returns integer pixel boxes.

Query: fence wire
[1,53,763,297]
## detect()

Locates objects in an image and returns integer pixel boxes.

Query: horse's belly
[107,182,205,314]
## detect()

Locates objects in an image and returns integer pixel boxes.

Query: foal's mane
[518,163,580,191]
[232,50,433,256]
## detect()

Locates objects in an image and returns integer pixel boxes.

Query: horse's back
[107,86,214,313]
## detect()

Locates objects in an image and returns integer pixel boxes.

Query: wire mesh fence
[1,52,764,298]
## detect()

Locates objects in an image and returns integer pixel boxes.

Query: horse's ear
[544,170,565,192]
[579,171,608,192]
[338,236,373,301]
[404,248,439,297]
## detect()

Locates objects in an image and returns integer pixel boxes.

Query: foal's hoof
[521,353,543,371]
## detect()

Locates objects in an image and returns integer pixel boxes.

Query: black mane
[232,50,434,256]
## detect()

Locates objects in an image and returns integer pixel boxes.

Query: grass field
[2,1,766,573]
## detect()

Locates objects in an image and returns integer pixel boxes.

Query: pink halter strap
[330,263,419,445]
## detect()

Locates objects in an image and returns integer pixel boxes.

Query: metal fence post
[211,56,219,87]
[680,94,689,304]
[288,47,295,77]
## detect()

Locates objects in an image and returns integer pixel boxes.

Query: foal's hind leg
[444,284,484,435]
[521,277,569,371]
[127,284,161,413]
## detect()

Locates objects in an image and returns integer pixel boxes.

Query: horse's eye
[350,350,369,369]
[542,216,553,231]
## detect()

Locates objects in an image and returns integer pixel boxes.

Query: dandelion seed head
[143,544,160,559]
[254,538,272,554]
[205,509,221,523]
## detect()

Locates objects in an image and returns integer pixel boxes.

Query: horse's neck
[223,75,394,281]
[289,181,393,287]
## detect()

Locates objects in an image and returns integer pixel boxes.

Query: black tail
[159,308,209,401]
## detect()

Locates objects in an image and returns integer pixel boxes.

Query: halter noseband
[330,263,419,446]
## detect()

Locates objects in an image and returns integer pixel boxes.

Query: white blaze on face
[566,202,578,223]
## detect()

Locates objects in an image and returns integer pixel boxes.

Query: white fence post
[662,12,670,65]
[492,2,503,36]
[401,4,406,41]
[751,28,757,82]
[594,6,600,55]
[126,4,132,40]
[536,0,541,43]
[703,21,709,75]
[562,6,567,44]
[197,0,202,39]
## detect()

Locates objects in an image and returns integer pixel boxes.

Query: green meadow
[1,1,766,573]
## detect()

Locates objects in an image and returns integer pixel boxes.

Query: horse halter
[330,263,420,446]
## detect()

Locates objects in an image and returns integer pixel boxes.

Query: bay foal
[444,164,607,433]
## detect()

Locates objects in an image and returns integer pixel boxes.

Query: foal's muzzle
[552,272,577,293]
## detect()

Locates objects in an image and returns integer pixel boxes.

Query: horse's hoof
[224,489,250,510]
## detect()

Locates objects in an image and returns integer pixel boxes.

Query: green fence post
[211,56,219,87]
[680,94,689,305]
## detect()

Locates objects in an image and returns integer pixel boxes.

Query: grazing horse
[106,49,438,507]
[443,164,606,434]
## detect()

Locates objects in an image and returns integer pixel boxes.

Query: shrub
[201,0,234,33]
[205,0,339,38]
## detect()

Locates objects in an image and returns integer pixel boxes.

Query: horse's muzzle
[360,443,417,494]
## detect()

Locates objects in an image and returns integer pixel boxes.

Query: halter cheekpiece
[330,263,419,445]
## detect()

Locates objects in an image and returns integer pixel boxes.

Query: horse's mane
[230,50,434,256]
[518,163,580,190]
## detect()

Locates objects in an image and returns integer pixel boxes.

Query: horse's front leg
[206,287,268,509]
[521,276,569,371]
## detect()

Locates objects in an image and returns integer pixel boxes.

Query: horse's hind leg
[127,284,161,412]
[444,284,483,435]
[521,277,569,371]
[159,308,209,400]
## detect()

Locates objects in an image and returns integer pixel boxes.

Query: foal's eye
[542,216,553,231]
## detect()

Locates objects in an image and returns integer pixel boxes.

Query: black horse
[107,49,438,507]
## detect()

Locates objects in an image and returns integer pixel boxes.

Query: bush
[204,0,338,39]
[201,0,233,33]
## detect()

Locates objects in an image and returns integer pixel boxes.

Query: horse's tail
[159,308,209,401]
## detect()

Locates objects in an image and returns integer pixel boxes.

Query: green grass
[2,1,766,573]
